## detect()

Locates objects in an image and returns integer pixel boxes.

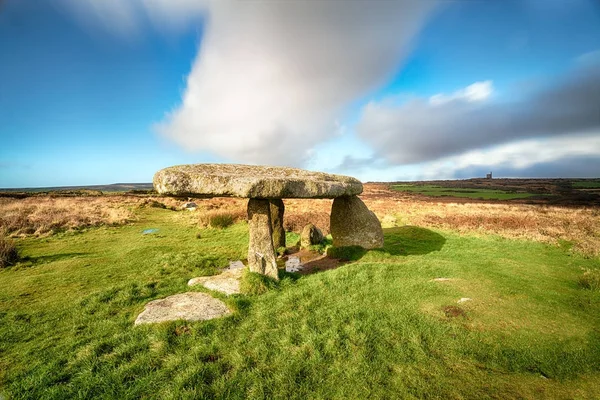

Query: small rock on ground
[457,297,472,304]
[188,268,244,295]
[300,224,324,248]
[227,260,245,270]
[285,256,303,272]
[134,292,230,325]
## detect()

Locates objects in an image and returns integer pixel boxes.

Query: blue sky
[1,0,599,188]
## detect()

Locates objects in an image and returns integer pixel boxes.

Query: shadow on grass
[25,252,89,264]
[327,226,446,261]
[382,226,446,256]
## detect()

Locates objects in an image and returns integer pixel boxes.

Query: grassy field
[573,181,600,189]
[1,192,600,399]
[390,184,539,200]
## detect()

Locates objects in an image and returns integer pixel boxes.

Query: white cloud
[156,1,437,166]
[429,80,493,105]
[59,1,437,166]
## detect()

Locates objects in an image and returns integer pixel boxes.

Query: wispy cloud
[59,0,209,35]
[429,80,493,106]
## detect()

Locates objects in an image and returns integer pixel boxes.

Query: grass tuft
[579,268,600,291]
[198,209,245,229]
[239,270,280,295]
[209,213,234,229]
[0,235,19,268]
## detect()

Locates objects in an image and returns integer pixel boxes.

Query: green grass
[391,184,539,200]
[573,181,600,189]
[1,208,600,399]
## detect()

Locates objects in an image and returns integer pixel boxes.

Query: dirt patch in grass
[285,249,343,275]
[443,305,467,318]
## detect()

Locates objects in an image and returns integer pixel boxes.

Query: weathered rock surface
[188,268,244,295]
[227,260,245,270]
[153,164,362,198]
[247,199,279,279]
[330,195,384,249]
[300,224,324,248]
[270,199,286,249]
[134,292,230,325]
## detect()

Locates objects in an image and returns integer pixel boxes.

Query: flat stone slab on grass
[134,292,230,325]
[153,164,363,198]
[188,268,244,295]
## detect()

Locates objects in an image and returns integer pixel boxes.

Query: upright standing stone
[269,199,286,250]
[247,199,279,279]
[330,195,384,249]
[300,224,324,248]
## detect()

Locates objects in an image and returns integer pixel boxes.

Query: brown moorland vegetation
[1,182,598,256]
[0,196,143,236]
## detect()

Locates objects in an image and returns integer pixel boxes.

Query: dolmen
[154,164,383,280]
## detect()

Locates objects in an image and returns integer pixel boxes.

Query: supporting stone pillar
[247,198,279,280]
[269,199,286,250]
[330,195,384,249]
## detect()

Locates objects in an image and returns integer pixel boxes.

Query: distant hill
[0,183,154,193]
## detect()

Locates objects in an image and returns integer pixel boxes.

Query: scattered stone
[285,256,303,273]
[142,228,159,235]
[247,199,279,279]
[227,260,245,270]
[188,268,244,295]
[300,224,324,248]
[183,202,197,210]
[153,164,363,198]
[330,195,384,249]
[134,292,230,325]
[270,199,286,249]
[457,297,472,304]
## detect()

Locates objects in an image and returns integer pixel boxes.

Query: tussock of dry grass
[193,198,247,228]
[0,235,19,267]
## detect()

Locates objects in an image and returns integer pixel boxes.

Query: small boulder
[183,202,197,211]
[330,195,384,249]
[188,268,244,295]
[134,292,230,325]
[300,224,324,248]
